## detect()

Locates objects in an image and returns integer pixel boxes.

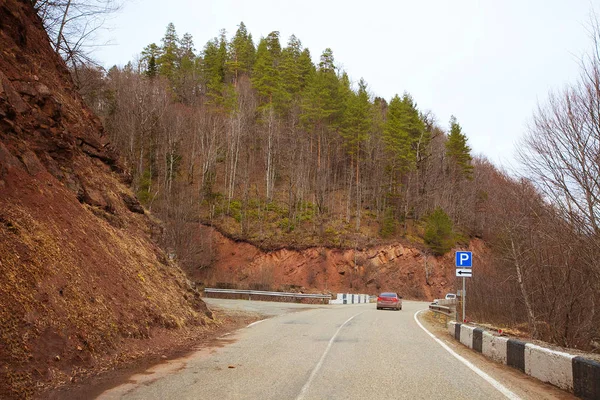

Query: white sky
[94,0,597,171]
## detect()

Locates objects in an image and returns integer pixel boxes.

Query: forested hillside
[78,23,481,260]
[72,22,600,351]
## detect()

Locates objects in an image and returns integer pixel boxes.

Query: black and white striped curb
[447,321,600,399]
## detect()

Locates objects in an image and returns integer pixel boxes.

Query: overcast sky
[94,0,596,171]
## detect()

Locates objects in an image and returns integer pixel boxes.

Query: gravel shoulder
[42,303,265,400]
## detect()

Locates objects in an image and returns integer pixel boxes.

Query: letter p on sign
[455,251,472,268]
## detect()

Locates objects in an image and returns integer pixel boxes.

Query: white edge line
[247,319,267,328]
[296,311,364,400]
[414,309,521,400]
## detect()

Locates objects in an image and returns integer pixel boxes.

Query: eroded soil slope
[188,225,484,299]
[0,2,211,398]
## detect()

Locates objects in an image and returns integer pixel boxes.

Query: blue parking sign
[455,251,472,268]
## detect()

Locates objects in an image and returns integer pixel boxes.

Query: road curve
[97,299,573,400]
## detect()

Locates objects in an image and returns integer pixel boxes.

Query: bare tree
[519,19,600,236]
[34,0,121,68]
[510,16,600,347]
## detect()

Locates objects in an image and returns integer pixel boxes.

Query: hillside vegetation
[74,22,600,351]
[75,23,482,258]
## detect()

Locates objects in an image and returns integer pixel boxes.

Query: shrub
[380,207,396,238]
[228,200,242,222]
[297,201,316,222]
[424,207,455,255]
[278,217,295,232]
[136,169,152,204]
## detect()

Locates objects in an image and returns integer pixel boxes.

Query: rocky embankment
[186,225,478,300]
[0,2,211,398]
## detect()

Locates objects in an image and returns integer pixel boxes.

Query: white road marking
[296,311,364,400]
[247,319,266,328]
[413,310,521,400]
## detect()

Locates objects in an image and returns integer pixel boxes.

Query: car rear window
[380,293,396,297]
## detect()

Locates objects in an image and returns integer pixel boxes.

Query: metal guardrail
[204,288,332,301]
[436,299,457,306]
[428,304,453,316]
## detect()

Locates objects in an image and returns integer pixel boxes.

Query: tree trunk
[355,150,361,231]
[511,236,537,338]
[55,0,72,52]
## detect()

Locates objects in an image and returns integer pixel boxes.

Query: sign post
[463,275,465,322]
[455,251,473,322]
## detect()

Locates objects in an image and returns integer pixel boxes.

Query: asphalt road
[97,299,574,400]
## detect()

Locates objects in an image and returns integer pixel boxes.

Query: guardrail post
[204,288,331,304]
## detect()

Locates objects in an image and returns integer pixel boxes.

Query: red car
[376,292,402,310]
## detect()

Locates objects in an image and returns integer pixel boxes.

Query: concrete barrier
[447,321,457,337]
[472,328,483,353]
[525,343,574,391]
[481,331,508,364]
[329,293,369,305]
[460,324,474,348]
[507,339,526,372]
[573,357,600,399]
[447,321,600,398]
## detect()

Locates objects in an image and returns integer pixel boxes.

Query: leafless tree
[34,0,121,68]
[519,18,600,237]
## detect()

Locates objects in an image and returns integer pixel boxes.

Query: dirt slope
[0,2,211,398]
[189,225,484,299]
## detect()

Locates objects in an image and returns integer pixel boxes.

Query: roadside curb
[447,321,600,399]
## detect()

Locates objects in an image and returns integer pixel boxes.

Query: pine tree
[280,35,302,95]
[179,33,195,60]
[301,48,341,129]
[176,32,199,103]
[250,32,283,202]
[141,43,160,78]
[227,22,256,84]
[297,48,315,90]
[341,77,371,158]
[446,116,473,178]
[158,23,180,82]
[278,36,316,115]
[383,93,425,175]
[340,77,372,230]
[299,47,343,210]
[202,30,228,104]
[251,32,282,106]
[147,56,158,79]
[319,48,335,72]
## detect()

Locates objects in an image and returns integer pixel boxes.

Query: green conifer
[424,207,455,255]
[446,116,474,178]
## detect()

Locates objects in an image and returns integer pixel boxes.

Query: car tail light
[377,297,382,301]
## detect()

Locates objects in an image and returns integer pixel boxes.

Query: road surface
[98,299,574,400]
